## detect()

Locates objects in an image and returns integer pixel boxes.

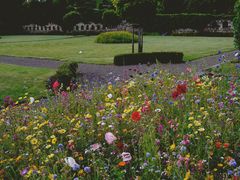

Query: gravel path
[0,51,237,81]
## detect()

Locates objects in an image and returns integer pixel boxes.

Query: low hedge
[96,31,138,43]
[114,52,184,66]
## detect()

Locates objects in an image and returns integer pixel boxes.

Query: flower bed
[0,67,239,179]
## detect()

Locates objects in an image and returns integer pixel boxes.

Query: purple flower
[229,159,237,167]
[84,166,91,173]
[157,124,164,135]
[218,102,224,109]
[20,167,29,176]
[72,164,80,171]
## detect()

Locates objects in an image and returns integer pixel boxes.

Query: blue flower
[227,170,233,175]
[72,164,80,171]
[146,152,151,158]
[84,166,91,173]
[229,159,237,167]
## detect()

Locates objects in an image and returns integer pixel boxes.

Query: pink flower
[105,132,117,144]
[121,152,132,162]
[90,143,101,151]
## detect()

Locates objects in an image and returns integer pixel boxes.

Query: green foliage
[234,0,240,49]
[102,9,121,27]
[63,11,80,30]
[153,13,233,34]
[47,62,78,91]
[114,52,184,65]
[123,0,156,26]
[96,31,138,43]
[162,0,236,14]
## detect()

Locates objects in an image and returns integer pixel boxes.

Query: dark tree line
[0,0,237,34]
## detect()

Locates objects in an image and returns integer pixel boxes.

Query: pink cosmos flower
[121,152,132,162]
[90,143,101,151]
[105,132,117,144]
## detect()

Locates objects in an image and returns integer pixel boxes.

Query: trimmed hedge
[114,52,184,66]
[96,31,138,43]
[147,13,233,34]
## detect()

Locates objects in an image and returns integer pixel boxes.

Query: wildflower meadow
[0,65,239,179]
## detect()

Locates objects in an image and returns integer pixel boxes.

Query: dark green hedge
[147,13,233,33]
[114,52,184,66]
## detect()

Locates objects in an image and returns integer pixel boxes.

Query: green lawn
[0,35,235,64]
[0,63,54,101]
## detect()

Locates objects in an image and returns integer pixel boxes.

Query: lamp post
[130,24,143,53]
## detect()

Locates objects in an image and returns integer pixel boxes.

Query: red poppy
[177,83,187,94]
[223,143,230,148]
[131,111,141,122]
[52,80,60,89]
[172,90,180,99]
[116,141,124,150]
[215,141,222,149]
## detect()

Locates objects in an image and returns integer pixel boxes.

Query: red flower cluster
[172,83,187,99]
[131,111,141,122]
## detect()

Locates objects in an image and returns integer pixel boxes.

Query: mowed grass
[0,35,235,64]
[0,63,55,101]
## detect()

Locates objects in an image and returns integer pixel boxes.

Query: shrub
[114,52,184,65]
[102,9,121,27]
[234,0,240,49]
[63,11,81,31]
[151,13,233,34]
[96,31,138,43]
[47,62,78,91]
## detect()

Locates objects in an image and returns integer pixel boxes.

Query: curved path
[0,51,237,81]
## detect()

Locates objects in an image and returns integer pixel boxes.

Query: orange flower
[223,143,230,148]
[118,161,126,167]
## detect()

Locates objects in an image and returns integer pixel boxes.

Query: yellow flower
[15,155,22,162]
[185,154,190,158]
[30,138,38,145]
[205,175,214,180]
[184,170,191,180]
[194,120,201,126]
[26,135,33,141]
[51,137,57,144]
[198,128,205,132]
[170,143,176,151]
[46,144,51,149]
[48,154,54,159]
[217,163,223,167]
[85,114,92,119]
[58,129,66,134]
[188,117,194,121]
[188,123,193,128]
[78,169,85,176]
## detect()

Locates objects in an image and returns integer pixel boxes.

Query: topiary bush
[96,31,138,43]
[234,0,240,49]
[114,52,184,65]
[47,62,78,92]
